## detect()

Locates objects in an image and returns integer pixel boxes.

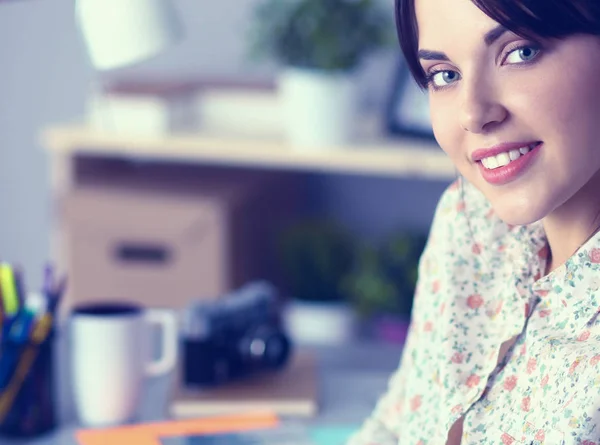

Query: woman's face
[415,0,600,226]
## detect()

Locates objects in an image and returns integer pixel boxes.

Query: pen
[9,310,35,344]
[0,278,7,351]
[0,283,4,346]
[13,266,25,313]
[43,264,54,296]
[0,264,19,317]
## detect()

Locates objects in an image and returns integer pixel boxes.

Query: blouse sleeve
[345,180,461,445]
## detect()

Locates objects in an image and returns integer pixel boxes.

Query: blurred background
[0,0,464,358]
[0,0,460,439]
[0,0,450,332]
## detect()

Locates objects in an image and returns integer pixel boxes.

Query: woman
[348,0,600,444]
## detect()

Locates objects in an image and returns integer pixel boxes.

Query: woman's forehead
[415,0,500,49]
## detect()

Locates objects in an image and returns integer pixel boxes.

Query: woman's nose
[458,80,508,133]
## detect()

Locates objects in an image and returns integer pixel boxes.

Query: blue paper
[309,426,358,445]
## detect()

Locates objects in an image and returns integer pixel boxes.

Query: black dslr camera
[181,281,292,387]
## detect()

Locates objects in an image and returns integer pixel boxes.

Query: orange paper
[75,412,280,445]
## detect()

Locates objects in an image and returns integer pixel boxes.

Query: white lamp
[75,0,182,71]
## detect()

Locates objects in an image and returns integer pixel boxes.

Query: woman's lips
[477,142,542,185]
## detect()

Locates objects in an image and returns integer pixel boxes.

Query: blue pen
[43,264,54,295]
[9,310,35,344]
[0,310,34,389]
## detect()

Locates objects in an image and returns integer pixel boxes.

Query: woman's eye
[429,70,460,88]
[504,46,540,65]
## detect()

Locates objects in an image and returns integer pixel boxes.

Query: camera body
[181,281,292,387]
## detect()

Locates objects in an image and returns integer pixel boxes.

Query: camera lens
[263,333,291,369]
[240,325,291,370]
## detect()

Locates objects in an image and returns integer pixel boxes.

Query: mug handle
[145,309,178,377]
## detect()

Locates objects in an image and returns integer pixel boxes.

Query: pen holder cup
[0,332,56,438]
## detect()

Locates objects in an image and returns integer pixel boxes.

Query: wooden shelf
[42,124,455,180]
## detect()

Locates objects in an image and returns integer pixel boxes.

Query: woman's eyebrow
[484,24,508,46]
[417,24,508,61]
[417,49,449,61]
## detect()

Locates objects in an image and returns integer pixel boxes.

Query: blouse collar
[529,225,600,330]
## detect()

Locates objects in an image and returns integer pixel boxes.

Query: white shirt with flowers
[347,178,600,445]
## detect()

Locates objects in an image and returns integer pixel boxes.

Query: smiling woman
[347,1,600,445]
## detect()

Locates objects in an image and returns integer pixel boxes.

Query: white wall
[0,0,90,287]
[0,0,449,288]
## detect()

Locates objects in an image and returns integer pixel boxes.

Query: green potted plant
[247,0,395,148]
[339,242,404,343]
[277,218,357,345]
[340,231,427,344]
[380,230,428,316]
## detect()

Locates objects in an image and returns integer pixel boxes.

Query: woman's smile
[473,141,542,185]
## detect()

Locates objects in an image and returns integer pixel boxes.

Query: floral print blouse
[348,178,600,445]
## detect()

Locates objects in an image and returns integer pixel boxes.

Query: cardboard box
[62,168,304,311]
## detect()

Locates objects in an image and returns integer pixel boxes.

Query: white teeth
[482,156,499,169]
[481,144,537,170]
[496,152,510,167]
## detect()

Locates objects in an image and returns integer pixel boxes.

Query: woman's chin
[489,201,548,227]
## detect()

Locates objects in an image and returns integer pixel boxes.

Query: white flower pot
[278,68,358,149]
[282,300,357,346]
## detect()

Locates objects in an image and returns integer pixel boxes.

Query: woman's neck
[543,171,600,274]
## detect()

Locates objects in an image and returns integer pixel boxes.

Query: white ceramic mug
[69,302,177,427]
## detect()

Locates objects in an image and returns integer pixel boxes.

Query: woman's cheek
[430,103,460,159]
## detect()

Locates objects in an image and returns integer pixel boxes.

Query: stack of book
[86,79,282,137]
[169,350,319,418]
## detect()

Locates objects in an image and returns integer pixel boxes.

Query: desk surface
[5,339,403,445]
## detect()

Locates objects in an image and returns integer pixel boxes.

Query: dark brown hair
[395,0,600,88]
